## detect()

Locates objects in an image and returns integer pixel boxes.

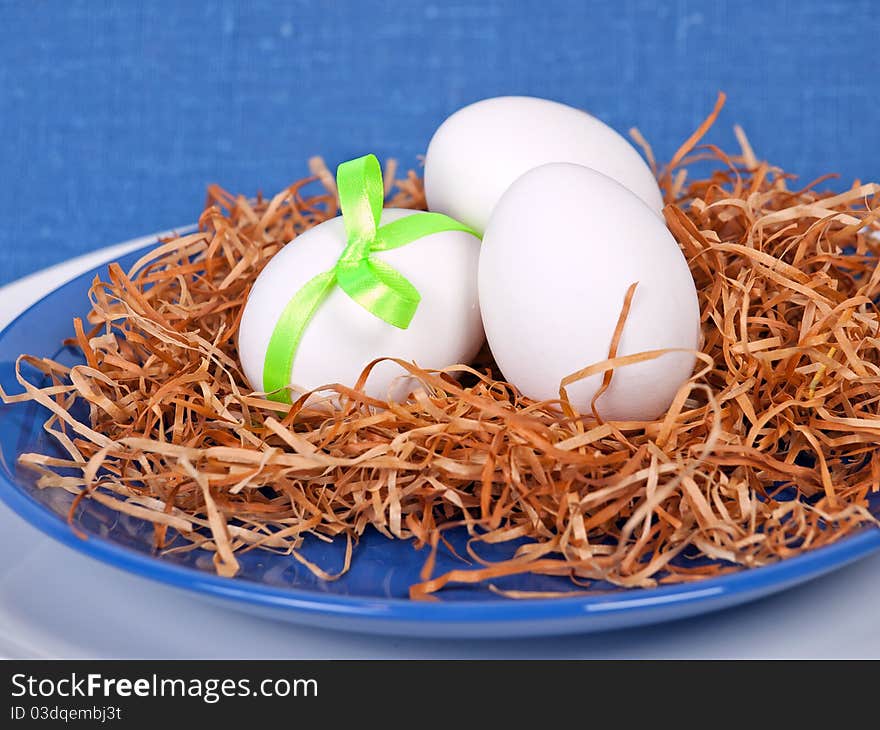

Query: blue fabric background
[1,0,877,285]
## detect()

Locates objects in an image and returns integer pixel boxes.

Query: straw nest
[4,94,879,598]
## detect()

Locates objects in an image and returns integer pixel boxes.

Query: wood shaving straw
[4,93,880,598]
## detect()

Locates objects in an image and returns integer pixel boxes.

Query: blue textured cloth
[1,0,877,285]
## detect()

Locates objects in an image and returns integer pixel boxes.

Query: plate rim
[1,235,879,627]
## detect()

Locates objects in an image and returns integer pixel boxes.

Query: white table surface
[1,236,879,659]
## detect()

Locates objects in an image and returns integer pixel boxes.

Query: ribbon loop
[337,257,421,329]
[337,154,383,244]
[261,154,480,404]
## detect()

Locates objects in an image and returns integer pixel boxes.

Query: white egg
[238,209,484,402]
[479,163,700,421]
[425,96,663,235]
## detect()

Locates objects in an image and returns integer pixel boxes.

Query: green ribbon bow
[262,153,478,404]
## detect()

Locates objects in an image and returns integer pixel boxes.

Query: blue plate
[1,242,879,638]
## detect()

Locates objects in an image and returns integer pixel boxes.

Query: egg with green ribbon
[238,154,484,404]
